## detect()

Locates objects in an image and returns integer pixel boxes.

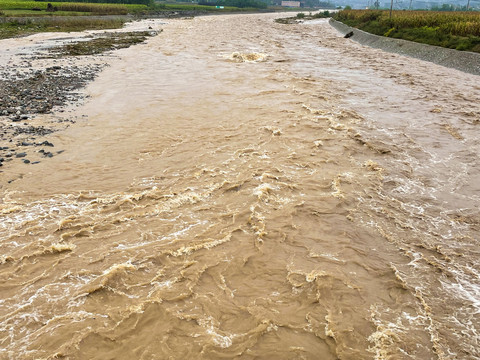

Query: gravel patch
[0,25,160,175]
[0,61,104,173]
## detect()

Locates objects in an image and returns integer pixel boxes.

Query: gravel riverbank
[0,63,103,172]
[0,23,160,175]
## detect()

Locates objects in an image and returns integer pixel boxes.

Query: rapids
[1,13,479,359]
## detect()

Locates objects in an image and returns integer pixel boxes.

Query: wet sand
[1,14,479,359]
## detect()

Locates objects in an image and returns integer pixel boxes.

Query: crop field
[0,0,246,16]
[0,17,127,38]
[334,9,480,52]
[0,0,147,15]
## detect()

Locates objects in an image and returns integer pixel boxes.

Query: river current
[1,14,480,359]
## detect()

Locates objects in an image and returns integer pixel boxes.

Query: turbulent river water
[1,13,480,359]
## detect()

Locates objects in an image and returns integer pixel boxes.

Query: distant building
[282,1,302,6]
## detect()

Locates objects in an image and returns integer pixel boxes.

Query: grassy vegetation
[0,17,127,39]
[334,9,480,53]
[0,0,262,17]
[0,0,147,16]
[1,9,91,16]
[0,0,268,39]
[42,0,152,4]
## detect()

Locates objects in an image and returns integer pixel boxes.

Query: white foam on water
[440,273,480,315]
[158,220,208,243]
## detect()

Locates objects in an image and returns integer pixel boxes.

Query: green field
[0,0,258,17]
[0,0,264,39]
[334,9,480,52]
[0,17,128,39]
[1,9,91,15]
[0,0,147,16]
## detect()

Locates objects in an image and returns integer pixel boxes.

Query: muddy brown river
[1,13,480,359]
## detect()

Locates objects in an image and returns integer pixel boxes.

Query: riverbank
[0,8,274,39]
[0,21,160,175]
[329,18,480,76]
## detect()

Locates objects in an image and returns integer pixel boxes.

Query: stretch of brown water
[1,14,480,359]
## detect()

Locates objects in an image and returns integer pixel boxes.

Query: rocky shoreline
[0,65,101,171]
[0,64,102,171]
[1,65,101,120]
[0,27,159,174]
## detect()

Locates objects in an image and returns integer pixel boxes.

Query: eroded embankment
[329,18,480,76]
